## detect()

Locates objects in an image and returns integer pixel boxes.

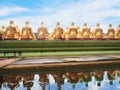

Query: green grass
[0,51,120,58]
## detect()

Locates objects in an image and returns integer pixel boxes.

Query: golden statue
[16,25,21,40]
[52,22,63,39]
[69,22,78,39]
[0,25,5,39]
[4,20,18,39]
[81,23,90,38]
[48,32,54,40]
[93,23,104,39]
[21,21,36,40]
[62,27,70,40]
[115,24,120,39]
[77,27,82,38]
[89,28,93,38]
[37,21,48,39]
[107,24,115,39]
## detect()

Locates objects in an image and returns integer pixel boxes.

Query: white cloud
[0,0,120,33]
[0,6,30,16]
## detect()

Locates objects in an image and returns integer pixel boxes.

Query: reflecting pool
[1,70,120,90]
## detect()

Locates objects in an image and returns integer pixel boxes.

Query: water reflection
[0,70,120,90]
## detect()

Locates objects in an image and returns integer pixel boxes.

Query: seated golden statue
[16,25,21,40]
[62,27,70,40]
[69,22,78,39]
[37,21,48,39]
[48,32,54,40]
[77,27,82,38]
[93,23,104,39]
[4,20,18,39]
[107,24,115,39]
[0,25,5,39]
[81,23,90,38]
[115,24,120,39]
[52,22,63,39]
[21,21,36,40]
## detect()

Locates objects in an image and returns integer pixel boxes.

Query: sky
[0,0,120,33]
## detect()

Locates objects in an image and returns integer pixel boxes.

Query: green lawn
[0,51,120,58]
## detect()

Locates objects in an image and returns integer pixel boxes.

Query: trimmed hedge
[0,47,120,52]
[0,40,120,48]
[0,40,119,53]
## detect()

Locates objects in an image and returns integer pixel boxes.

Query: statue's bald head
[96,23,100,27]
[109,24,112,27]
[41,21,44,25]
[25,21,29,25]
[84,22,87,26]
[57,22,60,25]
[10,20,14,24]
[71,22,75,26]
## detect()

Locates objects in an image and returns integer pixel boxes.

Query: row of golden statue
[0,20,120,40]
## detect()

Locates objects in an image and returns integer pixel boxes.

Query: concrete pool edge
[0,54,120,75]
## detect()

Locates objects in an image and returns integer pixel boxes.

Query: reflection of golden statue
[107,24,115,39]
[81,23,90,38]
[93,23,104,38]
[21,21,36,40]
[4,20,18,39]
[0,25,5,39]
[115,24,120,39]
[37,21,48,39]
[69,22,77,39]
[52,22,63,39]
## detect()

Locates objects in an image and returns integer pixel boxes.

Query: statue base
[94,38,107,40]
[37,38,47,40]
[54,38,65,40]
[4,38,18,40]
[21,38,33,40]
[107,38,120,40]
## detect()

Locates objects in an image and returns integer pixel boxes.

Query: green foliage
[0,40,120,53]
[0,40,120,48]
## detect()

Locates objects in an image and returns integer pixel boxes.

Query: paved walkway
[0,54,119,68]
[0,55,120,75]
[0,58,20,68]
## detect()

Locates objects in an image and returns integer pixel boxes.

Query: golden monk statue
[93,23,104,39]
[0,25,5,39]
[77,27,82,38]
[48,32,54,40]
[107,24,115,39]
[16,25,21,40]
[62,27,70,40]
[21,21,36,40]
[81,23,91,38]
[115,24,120,39]
[52,22,63,39]
[4,20,18,39]
[68,22,78,39]
[37,21,48,39]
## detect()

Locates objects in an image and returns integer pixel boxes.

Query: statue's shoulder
[117,28,120,31]
[108,28,115,31]
[38,26,46,30]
